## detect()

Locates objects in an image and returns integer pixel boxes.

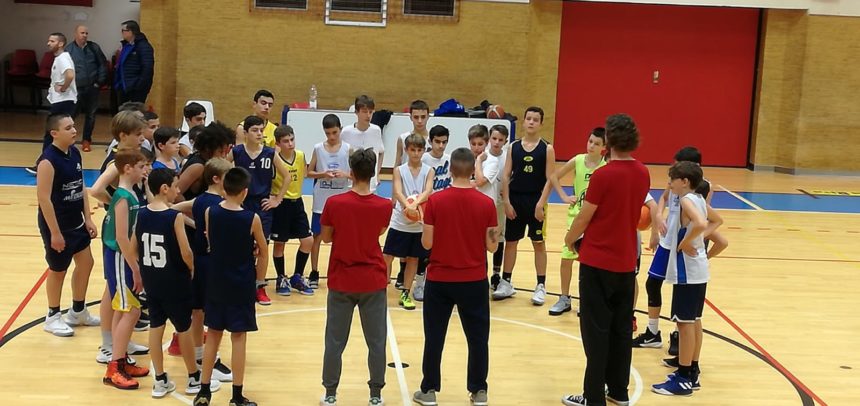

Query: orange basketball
[638,205,651,231]
[487,104,506,119]
[404,194,425,223]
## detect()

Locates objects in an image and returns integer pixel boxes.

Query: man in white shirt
[340,95,385,192]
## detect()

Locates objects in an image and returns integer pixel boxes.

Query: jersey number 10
[141,233,167,269]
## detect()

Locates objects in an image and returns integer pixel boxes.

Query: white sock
[101,330,112,348]
[195,346,203,362]
[648,318,660,335]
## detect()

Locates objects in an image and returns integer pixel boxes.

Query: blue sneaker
[652,374,693,396]
[276,275,291,296]
[290,274,314,295]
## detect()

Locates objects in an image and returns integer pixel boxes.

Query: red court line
[0,269,48,341]
[706,298,827,406]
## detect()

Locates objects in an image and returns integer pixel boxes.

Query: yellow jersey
[272,149,306,200]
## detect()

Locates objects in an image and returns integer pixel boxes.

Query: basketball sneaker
[152,374,176,398]
[668,330,679,356]
[651,374,693,396]
[413,390,437,405]
[368,396,384,405]
[490,273,501,291]
[134,319,150,332]
[532,283,547,306]
[82,140,92,152]
[309,270,320,289]
[399,291,416,310]
[123,359,150,377]
[44,312,74,337]
[64,307,100,326]
[168,332,182,356]
[256,287,272,305]
[104,359,139,390]
[193,391,211,406]
[662,356,679,368]
[394,270,405,290]
[186,373,221,394]
[666,371,701,391]
[549,295,572,315]
[631,329,662,348]
[561,394,588,406]
[470,390,487,406]
[96,345,136,365]
[128,340,150,355]
[229,397,257,406]
[413,273,426,302]
[276,275,291,296]
[492,279,515,300]
[290,274,314,295]
[320,395,337,405]
[212,358,234,382]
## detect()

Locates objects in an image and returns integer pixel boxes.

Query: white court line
[386,308,412,406]
[717,184,765,211]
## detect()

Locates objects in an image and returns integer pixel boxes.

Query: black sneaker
[395,270,405,290]
[490,273,501,291]
[229,397,257,406]
[134,320,150,332]
[632,329,662,348]
[25,166,37,175]
[668,331,679,356]
[308,270,320,289]
[193,392,211,406]
[662,356,679,368]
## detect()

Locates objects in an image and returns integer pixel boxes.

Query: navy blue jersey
[180,152,207,201]
[38,145,85,231]
[191,192,223,255]
[135,207,191,300]
[207,204,256,304]
[99,146,146,210]
[232,145,275,200]
[509,138,548,194]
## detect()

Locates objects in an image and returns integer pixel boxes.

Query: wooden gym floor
[0,112,857,405]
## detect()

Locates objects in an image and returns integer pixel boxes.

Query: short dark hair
[49,32,67,45]
[490,124,509,138]
[409,100,430,114]
[605,114,639,153]
[591,127,606,144]
[404,133,425,150]
[183,102,206,120]
[354,95,375,111]
[322,114,341,130]
[429,125,449,141]
[274,125,294,143]
[450,147,475,178]
[468,124,489,142]
[223,167,251,197]
[349,148,376,182]
[141,147,155,163]
[525,106,545,123]
[188,124,205,145]
[674,146,702,165]
[121,20,141,36]
[243,115,265,132]
[113,148,146,172]
[153,127,180,151]
[253,89,274,102]
[143,111,159,121]
[147,168,176,194]
[118,101,146,114]
[669,161,703,190]
[46,113,71,132]
[195,121,234,160]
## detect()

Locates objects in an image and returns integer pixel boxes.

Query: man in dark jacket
[66,25,108,152]
[115,20,154,105]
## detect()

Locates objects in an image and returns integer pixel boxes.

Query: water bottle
[309,84,318,110]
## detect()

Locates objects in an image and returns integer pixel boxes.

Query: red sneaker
[632,317,638,332]
[167,331,182,356]
[122,358,150,378]
[82,140,92,152]
[103,360,139,390]
[256,287,272,305]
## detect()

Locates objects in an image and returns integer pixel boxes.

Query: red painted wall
[554,2,759,167]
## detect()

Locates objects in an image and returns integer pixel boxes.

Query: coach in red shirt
[413,147,499,406]
[562,114,651,406]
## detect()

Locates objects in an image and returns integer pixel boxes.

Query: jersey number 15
[142,233,167,269]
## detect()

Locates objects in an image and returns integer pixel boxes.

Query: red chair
[31,51,55,108]
[4,49,38,107]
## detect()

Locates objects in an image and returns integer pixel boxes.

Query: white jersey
[179,133,192,151]
[399,132,431,166]
[341,123,384,192]
[477,150,502,204]
[665,193,709,284]
[422,152,452,193]
[312,142,351,214]
[659,190,682,249]
[389,163,432,233]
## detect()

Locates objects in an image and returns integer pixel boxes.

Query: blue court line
[1,166,856,214]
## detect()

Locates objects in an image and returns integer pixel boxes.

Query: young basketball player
[37,113,99,337]
[308,114,352,288]
[180,102,207,157]
[227,115,290,305]
[547,128,606,316]
[468,124,489,159]
[102,149,150,390]
[318,148,392,406]
[494,106,555,305]
[152,127,182,173]
[394,99,431,166]
[105,103,154,153]
[475,125,509,290]
[177,122,234,203]
[651,161,723,397]
[413,148,499,406]
[236,90,278,147]
[383,134,434,310]
[134,168,222,397]
[194,167,267,406]
[341,95,384,192]
[144,111,160,149]
[270,125,315,294]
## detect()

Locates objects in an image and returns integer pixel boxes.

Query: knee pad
[646,276,664,307]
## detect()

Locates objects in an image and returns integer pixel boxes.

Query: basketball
[638,205,651,231]
[404,194,425,223]
[487,104,506,119]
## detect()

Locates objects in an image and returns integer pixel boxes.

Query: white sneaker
[532,283,547,306]
[96,345,137,365]
[492,279,516,300]
[43,312,74,337]
[128,341,150,355]
[413,273,426,302]
[211,357,233,382]
[186,374,221,394]
[64,307,100,326]
[548,295,572,315]
[152,375,176,398]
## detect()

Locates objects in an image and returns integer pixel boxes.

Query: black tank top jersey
[180,153,207,201]
[38,145,85,231]
[232,145,275,200]
[191,192,223,255]
[135,207,191,300]
[99,147,146,210]
[207,205,256,304]
[509,138,548,194]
